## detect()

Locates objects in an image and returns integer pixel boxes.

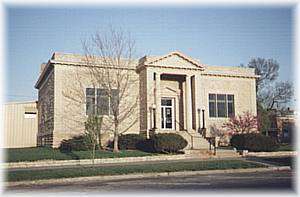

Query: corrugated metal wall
[3,101,38,148]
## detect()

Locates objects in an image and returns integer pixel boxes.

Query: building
[3,101,38,148]
[35,51,258,148]
[269,108,295,143]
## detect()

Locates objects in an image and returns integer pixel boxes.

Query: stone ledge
[4,154,195,169]
[244,151,297,157]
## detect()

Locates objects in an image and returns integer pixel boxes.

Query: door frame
[161,97,175,130]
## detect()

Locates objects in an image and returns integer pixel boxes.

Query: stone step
[176,130,212,150]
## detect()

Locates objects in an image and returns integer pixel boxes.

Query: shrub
[118,134,145,150]
[230,133,279,152]
[136,139,156,153]
[153,133,188,153]
[59,135,97,152]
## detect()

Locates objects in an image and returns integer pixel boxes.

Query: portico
[136,51,205,138]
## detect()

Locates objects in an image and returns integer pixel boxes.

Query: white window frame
[85,88,118,117]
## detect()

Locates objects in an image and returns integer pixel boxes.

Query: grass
[258,156,294,168]
[5,147,160,163]
[275,144,295,152]
[218,146,234,150]
[220,143,295,152]
[6,159,265,182]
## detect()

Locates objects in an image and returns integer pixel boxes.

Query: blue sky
[5,5,294,102]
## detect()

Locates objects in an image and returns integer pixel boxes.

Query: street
[5,169,295,193]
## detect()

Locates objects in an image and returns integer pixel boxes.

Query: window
[86,88,119,116]
[227,95,235,117]
[24,107,37,118]
[86,88,95,116]
[209,94,216,117]
[24,112,37,119]
[208,94,235,118]
[97,89,109,115]
[217,94,226,117]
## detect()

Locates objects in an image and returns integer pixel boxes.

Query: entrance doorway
[161,98,175,130]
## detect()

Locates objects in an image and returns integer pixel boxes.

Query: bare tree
[246,57,293,110]
[259,81,294,110]
[209,124,229,146]
[248,57,279,88]
[81,27,139,153]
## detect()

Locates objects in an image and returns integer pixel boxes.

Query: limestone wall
[198,74,257,136]
[52,64,140,147]
[37,68,54,146]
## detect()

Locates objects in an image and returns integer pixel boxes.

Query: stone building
[35,51,258,148]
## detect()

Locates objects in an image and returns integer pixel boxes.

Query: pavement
[4,169,295,193]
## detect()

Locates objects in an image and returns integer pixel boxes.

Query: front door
[161,98,175,130]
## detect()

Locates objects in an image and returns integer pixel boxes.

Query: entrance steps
[177,130,211,150]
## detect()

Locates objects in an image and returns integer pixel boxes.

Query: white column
[155,72,161,131]
[185,75,192,131]
[194,75,200,131]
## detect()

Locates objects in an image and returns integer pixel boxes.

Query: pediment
[145,51,204,69]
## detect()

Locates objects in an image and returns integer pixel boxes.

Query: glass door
[161,98,174,130]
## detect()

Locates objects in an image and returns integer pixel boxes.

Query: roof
[5,101,38,105]
[203,65,258,78]
[144,51,205,68]
[35,51,259,89]
[50,52,138,69]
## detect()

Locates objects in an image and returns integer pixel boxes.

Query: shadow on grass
[59,150,80,160]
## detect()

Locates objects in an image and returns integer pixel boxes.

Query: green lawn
[275,144,295,152]
[258,156,294,168]
[220,144,295,152]
[6,159,265,182]
[5,147,160,163]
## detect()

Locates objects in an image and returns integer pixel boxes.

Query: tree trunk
[92,143,96,165]
[113,121,119,153]
[97,131,102,150]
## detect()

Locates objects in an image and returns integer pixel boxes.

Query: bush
[59,135,96,152]
[230,133,279,152]
[153,133,188,153]
[136,139,156,153]
[118,134,145,150]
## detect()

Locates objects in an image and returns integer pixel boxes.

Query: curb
[5,166,291,188]
[4,154,242,170]
[4,154,192,169]
[245,151,296,157]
